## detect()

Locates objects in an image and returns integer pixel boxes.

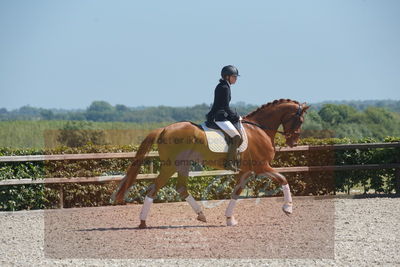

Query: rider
[206,65,242,172]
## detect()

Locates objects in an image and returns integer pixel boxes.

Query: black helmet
[221,65,240,78]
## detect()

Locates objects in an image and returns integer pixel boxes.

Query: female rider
[206,65,242,171]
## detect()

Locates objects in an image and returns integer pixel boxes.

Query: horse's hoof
[227,216,238,226]
[138,220,147,229]
[197,212,207,223]
[282,203,293,215]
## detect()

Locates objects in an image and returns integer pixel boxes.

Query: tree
[318,104,357,125]
[115,104,130,113]
[40,110,54,120]
[87,101,114,112]
[86,101,116,121]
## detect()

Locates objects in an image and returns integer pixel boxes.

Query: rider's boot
[224,135,242,172]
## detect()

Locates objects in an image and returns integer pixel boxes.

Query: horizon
[1,98,399,112]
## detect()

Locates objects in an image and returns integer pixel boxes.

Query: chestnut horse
[112,99,310,228]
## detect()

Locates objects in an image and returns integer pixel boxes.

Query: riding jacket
[206,79,239,123]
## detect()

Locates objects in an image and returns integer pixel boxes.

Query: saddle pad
[200,121,248,153]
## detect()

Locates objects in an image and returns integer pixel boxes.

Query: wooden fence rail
[0,142,399,207]
[1,143,399,163]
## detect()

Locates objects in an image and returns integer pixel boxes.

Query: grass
[0,120,172,148]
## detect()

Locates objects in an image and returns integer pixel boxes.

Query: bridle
[242,104,303,138]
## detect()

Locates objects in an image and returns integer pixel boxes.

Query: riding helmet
[221,65,240,78]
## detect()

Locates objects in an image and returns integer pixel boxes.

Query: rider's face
[228,75,237,85]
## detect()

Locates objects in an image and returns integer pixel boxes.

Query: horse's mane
[244,99,300,118]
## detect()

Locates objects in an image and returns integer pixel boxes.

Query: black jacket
[206,79,239,122]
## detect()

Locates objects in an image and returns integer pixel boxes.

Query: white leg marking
[225,199,239,226]
[225,199,237,217]
[185,194,202,214]
[282,184,293,203]
[227,216,238,226]
[260,172,293,214]
[139,196,154,221]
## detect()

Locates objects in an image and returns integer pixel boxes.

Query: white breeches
[215,120,240,138]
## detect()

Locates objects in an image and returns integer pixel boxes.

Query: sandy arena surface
[0,196,399,266]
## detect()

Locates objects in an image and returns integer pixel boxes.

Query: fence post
[396,149,400,195]
[59,185,64,208]
[395,166,400,195]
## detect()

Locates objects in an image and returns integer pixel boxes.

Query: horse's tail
[112,127,164,204]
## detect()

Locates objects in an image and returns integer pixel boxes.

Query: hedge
[0,136,399,211]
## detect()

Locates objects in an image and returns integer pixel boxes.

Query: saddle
[200,120,248,153]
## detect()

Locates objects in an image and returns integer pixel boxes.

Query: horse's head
[280,102,310,147]
[243,99,310,147]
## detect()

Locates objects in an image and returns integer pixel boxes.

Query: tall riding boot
[224,135,242,172]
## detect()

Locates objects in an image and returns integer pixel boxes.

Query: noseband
[242,104,303,138]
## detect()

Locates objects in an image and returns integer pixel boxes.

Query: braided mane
[244,99,300,118]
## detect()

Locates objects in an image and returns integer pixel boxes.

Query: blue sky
[0,0,399,110]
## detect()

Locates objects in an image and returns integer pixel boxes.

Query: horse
[112,99,310,228]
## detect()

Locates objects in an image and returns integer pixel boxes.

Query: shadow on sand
[76,224,226,232]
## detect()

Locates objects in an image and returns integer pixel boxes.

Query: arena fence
[0,142,399,208]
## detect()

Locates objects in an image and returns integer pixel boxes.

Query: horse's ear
[302,103,310,113]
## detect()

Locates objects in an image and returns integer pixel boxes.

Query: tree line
[1,99,399,122]
[0,100,399,140]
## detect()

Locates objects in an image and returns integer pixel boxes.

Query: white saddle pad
[200,121,248,153]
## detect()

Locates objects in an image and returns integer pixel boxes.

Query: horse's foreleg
[226,171,254,226]
[176,174,207,223]
[260,170,293,215]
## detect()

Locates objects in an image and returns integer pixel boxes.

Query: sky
[0,0,399,110]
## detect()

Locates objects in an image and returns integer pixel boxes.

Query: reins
[241,120,284,133]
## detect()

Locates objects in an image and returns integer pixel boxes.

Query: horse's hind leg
[225,171,254,226]
[138,166,175,229]
[176,173,207,223]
